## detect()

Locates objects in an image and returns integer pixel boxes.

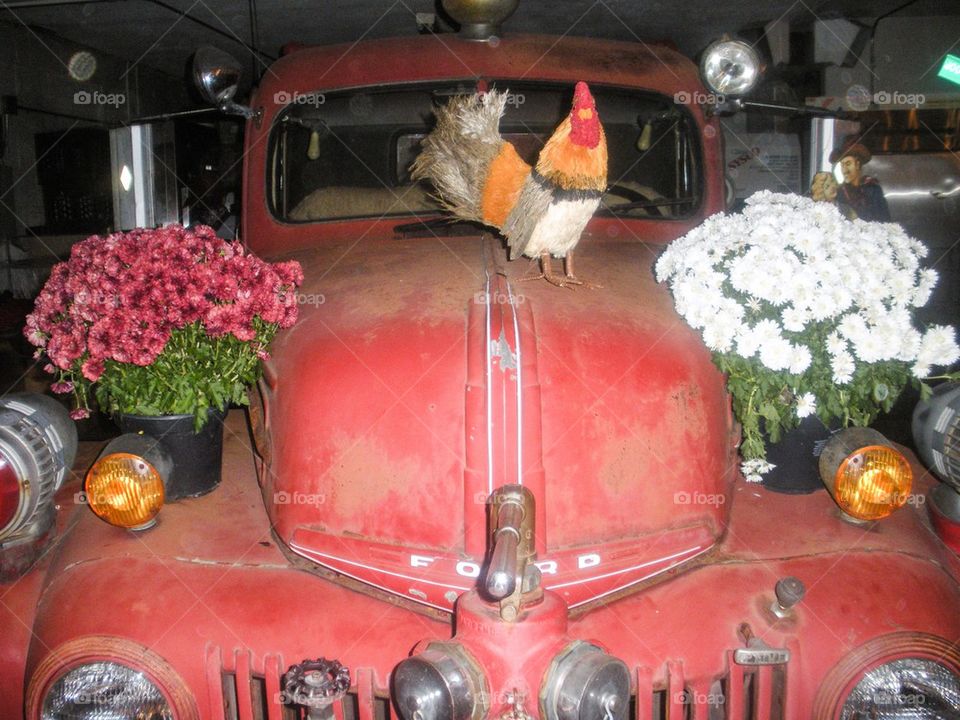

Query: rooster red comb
[569,81,601,149]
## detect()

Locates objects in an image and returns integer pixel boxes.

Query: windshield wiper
[393,217,487,238]
[602,197,698,215]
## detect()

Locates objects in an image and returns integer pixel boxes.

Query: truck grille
[637,654,787,719]
[208,647,786,720]
[207,646,389,720]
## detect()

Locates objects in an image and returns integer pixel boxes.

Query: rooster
[411,82,607,288]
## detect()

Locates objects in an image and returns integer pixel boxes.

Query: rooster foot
[530,252,576,289]
[560,253,602,289]
[543,273,577,290]
[517,272,575,289]
[562,275,603,289]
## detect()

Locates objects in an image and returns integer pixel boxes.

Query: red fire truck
[3,9,960,720]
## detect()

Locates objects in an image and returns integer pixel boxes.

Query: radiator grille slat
[332,695,346,720]
[207,645,228,720]
[666,660,685,718]
[755,665,773,720]
[263,654,285,720]
[357,668,378,720]
[235,651,256,720]
[690,682,711,720]
[636,667,655,720]
[726,655,746,720]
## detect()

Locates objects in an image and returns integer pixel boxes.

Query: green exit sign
[939,54,960,86]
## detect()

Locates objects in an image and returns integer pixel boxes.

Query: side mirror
[192,46,257,119]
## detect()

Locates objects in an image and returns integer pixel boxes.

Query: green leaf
[91,320,279,429]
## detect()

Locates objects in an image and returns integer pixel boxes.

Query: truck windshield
[268,81,702,222]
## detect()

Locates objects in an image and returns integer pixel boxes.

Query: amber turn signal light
[819,428,913,521]
[85,435,171,530]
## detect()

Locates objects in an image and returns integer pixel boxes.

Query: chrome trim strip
[484,273,493,494]
[507,280,522,485]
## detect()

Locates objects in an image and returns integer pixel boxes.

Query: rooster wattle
[411,81,608,288]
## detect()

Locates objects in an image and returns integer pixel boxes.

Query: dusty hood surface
[261,230,737,611]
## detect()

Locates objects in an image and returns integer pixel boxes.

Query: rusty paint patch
[326,434,426,520]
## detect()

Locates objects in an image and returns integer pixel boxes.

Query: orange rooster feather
[412,82,607,287]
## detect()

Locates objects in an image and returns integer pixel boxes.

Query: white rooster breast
[521,194,601,259]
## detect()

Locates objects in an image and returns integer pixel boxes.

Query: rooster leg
[541,252,574,289]
[518,256,545,282]
[517,253,572,288]
[562,251,603,289]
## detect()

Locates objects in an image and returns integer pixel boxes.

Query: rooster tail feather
[411,91,510,224]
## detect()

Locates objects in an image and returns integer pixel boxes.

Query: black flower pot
[762,415,840,494]
[117,408,227,499]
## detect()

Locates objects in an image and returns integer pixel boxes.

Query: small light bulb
[637,121,653,151]
[307,130,321,160]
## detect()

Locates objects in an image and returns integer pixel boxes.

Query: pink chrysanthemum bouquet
[24,224,302,428]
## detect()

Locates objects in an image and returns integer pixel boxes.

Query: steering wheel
[602,182,671,217]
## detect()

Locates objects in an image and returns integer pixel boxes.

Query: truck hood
[261,231,737,611]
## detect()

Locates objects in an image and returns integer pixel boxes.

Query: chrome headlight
[0,394,77,581]
[0,393,76,541]
[840,659,960,718]
[42,661,173,719]
[815,633,960,719]
[700,39,761,96]
[28,637,198,720]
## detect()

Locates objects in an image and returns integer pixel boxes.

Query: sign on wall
[722,117,802,201]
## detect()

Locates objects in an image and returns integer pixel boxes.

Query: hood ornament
[483,484,542,621]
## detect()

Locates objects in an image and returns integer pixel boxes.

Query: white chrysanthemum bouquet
[655,191,959,480]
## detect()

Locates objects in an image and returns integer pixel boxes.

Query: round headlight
[27,636,198,720]
[814,632,960,718]
[840,658,960,718]
[85,434,171,530]
[819,428,913,521]
[0,393,77,540]
[700,39,761,96]
[42,661,173,719]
